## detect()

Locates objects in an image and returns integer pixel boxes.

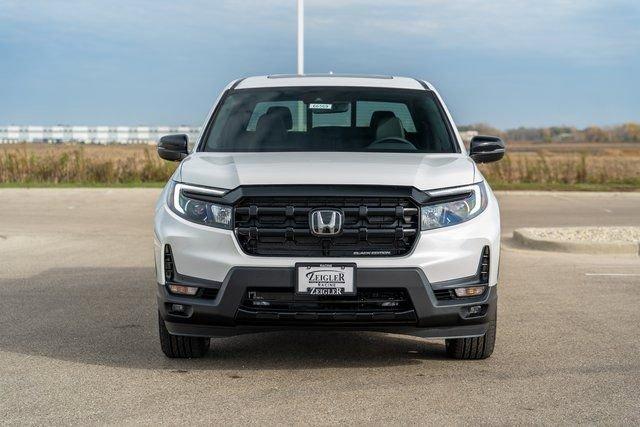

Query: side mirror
[157,134,189,161]
[469,135,505,164]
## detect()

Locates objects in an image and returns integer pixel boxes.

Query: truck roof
[235,74,430,90]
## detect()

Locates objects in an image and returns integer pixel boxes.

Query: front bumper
[158,267,497,339]
[154,184,501,338]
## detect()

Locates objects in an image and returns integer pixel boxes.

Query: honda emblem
[310,209,343,236]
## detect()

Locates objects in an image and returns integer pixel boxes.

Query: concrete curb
[513,228,640,255]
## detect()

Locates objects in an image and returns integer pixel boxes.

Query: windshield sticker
[309,103,332,110]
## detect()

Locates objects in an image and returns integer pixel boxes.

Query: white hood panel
[179,152,476,191]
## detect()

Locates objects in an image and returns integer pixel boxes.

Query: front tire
[158,313,210,358]
[445,319,496,360]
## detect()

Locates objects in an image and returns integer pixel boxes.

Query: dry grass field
[0,143,176,186]
[1,142,639,190]
[479,141,640,190]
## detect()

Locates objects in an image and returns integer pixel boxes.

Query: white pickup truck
[154,74,505,359]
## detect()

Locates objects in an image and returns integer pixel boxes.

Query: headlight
[168,182,232,229]
[421,182,488,230]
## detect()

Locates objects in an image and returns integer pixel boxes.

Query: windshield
[200,87,458,153]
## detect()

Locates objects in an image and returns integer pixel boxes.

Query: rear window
[201,87,457,153]
[356,101,416,132]
[247,101,307,131]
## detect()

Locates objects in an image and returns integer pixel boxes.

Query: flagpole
[297,0,304,75]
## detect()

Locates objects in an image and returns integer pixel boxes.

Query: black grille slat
[235,206,419,217]
[234,195,420,257]
[236,228,417,238]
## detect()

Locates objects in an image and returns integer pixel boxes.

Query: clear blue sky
[1,0,638,129]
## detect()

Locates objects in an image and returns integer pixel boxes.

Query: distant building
[0,126,201,144]
[2,125,480,146]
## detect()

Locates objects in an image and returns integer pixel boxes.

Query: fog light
[171,304,186,313]
[454,286,486,298]
[468,305,482,315]
[168,284,198,295]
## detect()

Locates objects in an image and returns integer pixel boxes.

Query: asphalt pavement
[0,189,638,425]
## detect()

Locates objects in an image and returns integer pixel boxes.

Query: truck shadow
[0,267,449,370]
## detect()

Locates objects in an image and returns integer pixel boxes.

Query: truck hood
[179,152,476,191]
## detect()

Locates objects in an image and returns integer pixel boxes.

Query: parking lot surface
[0,189,638,424]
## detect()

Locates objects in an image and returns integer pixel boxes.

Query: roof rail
[267,73,393,79]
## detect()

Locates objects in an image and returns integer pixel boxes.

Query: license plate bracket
[295,263,356,296]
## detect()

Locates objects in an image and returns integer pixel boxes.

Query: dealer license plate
[295,263,356,296]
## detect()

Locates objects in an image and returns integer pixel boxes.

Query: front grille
[237,288,416,324]
[234,196,420,256]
